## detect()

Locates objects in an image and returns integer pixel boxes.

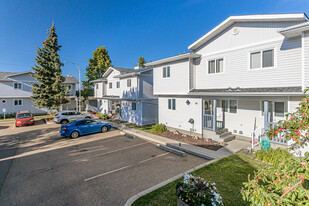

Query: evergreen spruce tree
[136,56,146,67]
[82,46,111,100]
[31,23,68,110]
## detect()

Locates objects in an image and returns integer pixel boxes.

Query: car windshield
[17,113,32,119]
[66,120,76,125]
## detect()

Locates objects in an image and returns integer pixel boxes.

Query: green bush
[0,112,16,119]
[254,148,295,166]
[150,123,167,133]
[98,113,110,120]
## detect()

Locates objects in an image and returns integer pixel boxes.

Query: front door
[203,100,213,130]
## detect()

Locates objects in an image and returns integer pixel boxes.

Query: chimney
[134,66,141,70]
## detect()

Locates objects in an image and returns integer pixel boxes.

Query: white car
[53,111,92,124]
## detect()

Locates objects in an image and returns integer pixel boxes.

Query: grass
[0,114,54,122]
[132,154,264,206]
[126,124,153,133]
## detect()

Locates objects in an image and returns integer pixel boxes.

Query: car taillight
[55,116,59,119]
[63,127,67,130]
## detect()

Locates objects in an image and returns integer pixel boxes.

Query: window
[76,120,86,126]
[222,100,229,112]
[250,49,274,69]
[229,100,237,113]
[14,82,22,89]
[116,81,120,88]
[109,82,112,89]
[208,59,223,74]
[274,102,284,117]
[14,99,22,106]
[168,99,176,110]
[132,102,136,110]
[127,79,131,87]
[261,101,273,116]
[96,84,98,89]
[163,66,170,78]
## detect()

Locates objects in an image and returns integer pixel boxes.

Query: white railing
[251,126,265,149]
[203,114,213,130]
[251,123,288,149]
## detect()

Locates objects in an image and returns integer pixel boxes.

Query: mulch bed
[158,131,224,151]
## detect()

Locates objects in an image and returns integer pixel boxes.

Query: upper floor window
[208,59,223,74]
[127,79,131,87]
[250,49,274,69]
[168,99,176,110]
[96,84,98,89]
[132,102,136,110]
[14,99,22,106]
[14,82,22,89]
[68,85,72,90]
[116,81,120,88]
[109,82,112,89]
[163,66,170,78]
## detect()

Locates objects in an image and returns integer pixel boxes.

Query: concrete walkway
[105,121,238,160]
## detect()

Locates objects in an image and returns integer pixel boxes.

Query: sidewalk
[106,121,234,160]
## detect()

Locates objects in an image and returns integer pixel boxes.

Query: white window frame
[162,66,170,78]
[248,47,276,70]
[221,100,229,112]
[208,58,224,74]
[13,99,23,106]
[229,100,238,114]
[116,81,120,88]
[13,82,22,90]
[168,98,176,110]
[127,79,131,87]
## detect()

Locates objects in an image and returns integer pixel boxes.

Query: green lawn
[126,124,153,133]
[0,114,54,122]
[133,154,264,206]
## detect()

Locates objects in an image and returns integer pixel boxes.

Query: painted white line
[72,142,149,162]
[84,152,169,181]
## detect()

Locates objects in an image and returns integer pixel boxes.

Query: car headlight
[17,121,21,123]
[30,119,34,122]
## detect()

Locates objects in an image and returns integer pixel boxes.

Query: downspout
[302,32,305,91]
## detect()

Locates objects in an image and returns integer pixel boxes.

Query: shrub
[97,112,110,120]
[176,173,223,206]
[150,123,167,133]
[0,112,16,119]
[241,153,309,205]
[254,148,295,166]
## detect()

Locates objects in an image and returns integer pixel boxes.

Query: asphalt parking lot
[0,123,207,206]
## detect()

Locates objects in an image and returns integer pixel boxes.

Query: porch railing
[203,114,213,130]
[251,122,288,149]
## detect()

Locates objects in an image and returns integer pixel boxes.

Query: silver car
[53,111,92,124]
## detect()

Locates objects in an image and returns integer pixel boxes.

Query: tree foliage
[31,23,68,110]
[82,46,111,99]
[136,56,146,67]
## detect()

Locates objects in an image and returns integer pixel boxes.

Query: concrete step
[220,134,236,142]
[220,132,232,138]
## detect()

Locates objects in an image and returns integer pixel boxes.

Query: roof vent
[232,27,239,35]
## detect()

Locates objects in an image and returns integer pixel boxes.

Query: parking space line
[84,152,169,181]
[72,142,150,162]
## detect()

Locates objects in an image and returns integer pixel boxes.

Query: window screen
[250,52,261,69]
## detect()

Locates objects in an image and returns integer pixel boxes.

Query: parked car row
[14,110,111,138]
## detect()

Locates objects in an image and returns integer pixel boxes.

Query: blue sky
[1,0,309,81]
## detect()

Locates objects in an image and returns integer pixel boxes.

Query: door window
[204,100,212,115]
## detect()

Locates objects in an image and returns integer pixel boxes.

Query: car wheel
[70,131,79,139]
[61,119,69,124]
[85,116,91,119]
[101,126,108,133]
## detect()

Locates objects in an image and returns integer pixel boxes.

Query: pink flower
[301,162,306,165]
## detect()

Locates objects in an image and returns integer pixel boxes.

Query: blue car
[60,119,111,138]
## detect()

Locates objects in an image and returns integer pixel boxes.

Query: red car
[15,111,34,127]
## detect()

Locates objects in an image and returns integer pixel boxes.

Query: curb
[124,159,218,206]
[166,143,215,160]
[157,144,186,157]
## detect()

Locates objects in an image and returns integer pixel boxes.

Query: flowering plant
[266,90,309,148]
[241,153,309,205]
[176,173,223,206]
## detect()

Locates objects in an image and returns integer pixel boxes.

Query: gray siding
[142,101,158,125]
[0,98,47,114]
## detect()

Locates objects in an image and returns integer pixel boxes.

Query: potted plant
[176,174,223,206]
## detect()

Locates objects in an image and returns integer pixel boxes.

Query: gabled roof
[188,13,308,50]
[63,76,79,84]
[0,72,17,80]
[144,52,201,67]
[278,21,309,38]
[113,67,153,78]
[6,71,34,77]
